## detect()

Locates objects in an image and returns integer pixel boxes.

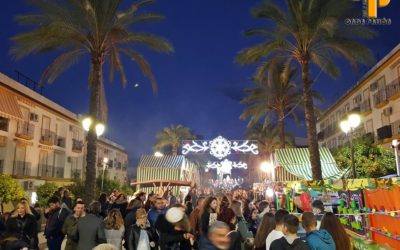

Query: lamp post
[101,157,108,191]
[392,139,400,176]
[82,117,106,137]
[340,113,361,179]
[260,161,274,182]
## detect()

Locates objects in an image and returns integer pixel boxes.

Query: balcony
[0,135,7,147]
[0,117,9,132]
[15,121,34,140]
[72,139,83,153]
[386,77,400,101]
[391,120,400,138]
[40,129,55,145]
[360,98,372,114]
[55,136,66,148]
[13,161,31,176]
[54,167,64,178]
[377,125,392,141]
[373,88,388,108]
[116,161,122,169]
[39,164,53,177]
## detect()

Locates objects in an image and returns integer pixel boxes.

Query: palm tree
[246,123,292,159]
[237,0,375,180]
[154,125,196,155]
[241,60,301,148]
[10,0,174,202]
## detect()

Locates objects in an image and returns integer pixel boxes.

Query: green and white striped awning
[274,147,344,180]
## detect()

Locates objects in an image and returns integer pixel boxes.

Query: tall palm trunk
[172,145,178,156]
[84,55,103,203]
[278,110,285,148]
[301,58,322,180]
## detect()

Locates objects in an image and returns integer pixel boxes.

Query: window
[381,112,390,127]
[377,76,386,89]
[344,103,350,113]
[0,117,9,132]
[366,119,374,133]
[353,94,362,106]
[0,159,4,173]
[363,89,370,100]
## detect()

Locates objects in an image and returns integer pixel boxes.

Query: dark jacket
[199,237,220,250]
[123,208,138,249]
[126,223,157,250]
[75,214,106,250]
[62,214,79,250]
[44,207,70,239]
[155,214,191,250]
[200,211,210,235]
[4,214,38,249]
[305,230,336,250]
[227,230,241,250]
[148,208,166,226]
[270,236,310,250]
[248,219,258,236]
[110,202,128,216]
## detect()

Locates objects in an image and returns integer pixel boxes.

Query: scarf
[136,220,151,229]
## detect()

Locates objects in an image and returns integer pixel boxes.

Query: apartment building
[0,72,128,190]
[97,137,128,184]
[317,43,400,149]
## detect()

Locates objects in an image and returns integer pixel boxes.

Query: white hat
[165,207,184,223]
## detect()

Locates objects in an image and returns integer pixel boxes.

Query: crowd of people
[0,187,352,250]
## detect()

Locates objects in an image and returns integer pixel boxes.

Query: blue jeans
[47,237,63,250]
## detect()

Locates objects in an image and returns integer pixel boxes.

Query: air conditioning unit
[383,107,393,116]
[370,82,378,91]
[29,113,39,122]
[23,181,34,190]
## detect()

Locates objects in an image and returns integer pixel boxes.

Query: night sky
[1,0,399,172]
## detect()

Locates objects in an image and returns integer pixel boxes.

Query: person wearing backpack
[44,196,70,250]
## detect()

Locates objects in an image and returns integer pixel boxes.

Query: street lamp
[392,139,400,176]
[101,157,108,191]
[260,161,274,181]
[82,117,105,137]
[340,113,361,179]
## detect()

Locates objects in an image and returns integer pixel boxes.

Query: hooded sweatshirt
[270,236,310,250]
[305,229,335,250]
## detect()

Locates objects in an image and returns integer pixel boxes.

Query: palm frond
[119,32,174,53]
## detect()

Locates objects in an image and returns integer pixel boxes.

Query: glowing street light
[154,151,164,157]
[82,117,105,137]
[101,157,109,191]
[260,161,273,173]
[340,113,361,179]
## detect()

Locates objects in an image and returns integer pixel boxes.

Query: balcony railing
[13,161,31,176]
[373,88,388,107]
[39,164,53,177]
[72,139,83,152]
[71,169,82,179]
[377,125,392,140]
[54,167,64,178]
[392,120,400,137]
[360,98,372,113]
[55,136,66,148]
[40,129,55,145]
[15,121,34,140]
[385,77,400,99]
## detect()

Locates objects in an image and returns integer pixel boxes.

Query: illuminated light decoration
[207,159,247,176]
[182,135,258,159]
[266,187,274,197]
[231,140,259,155]
[182,141,209,154]
[209,136,232,159]
[95,123,105,137]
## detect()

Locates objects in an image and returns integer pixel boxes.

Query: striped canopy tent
[134,155,199,195]
[274,147,345,182]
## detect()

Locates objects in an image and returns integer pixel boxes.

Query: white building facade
[0,72,128,190]
[317,44,400,149]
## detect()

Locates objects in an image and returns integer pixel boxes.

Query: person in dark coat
[147,197,166,226]
[3,201,38,250]
[155,207,193,250]
[123,199,143,249]
[126,208,157,250]
[144,193,155,212]
[98,193,109,218]
[75,201,106,250]
[199,197,218,236]
[270,215,310,250]
[62,190,73,210]
[110,193,128,216]
[62,201,86,250]
[44,196,70,250]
